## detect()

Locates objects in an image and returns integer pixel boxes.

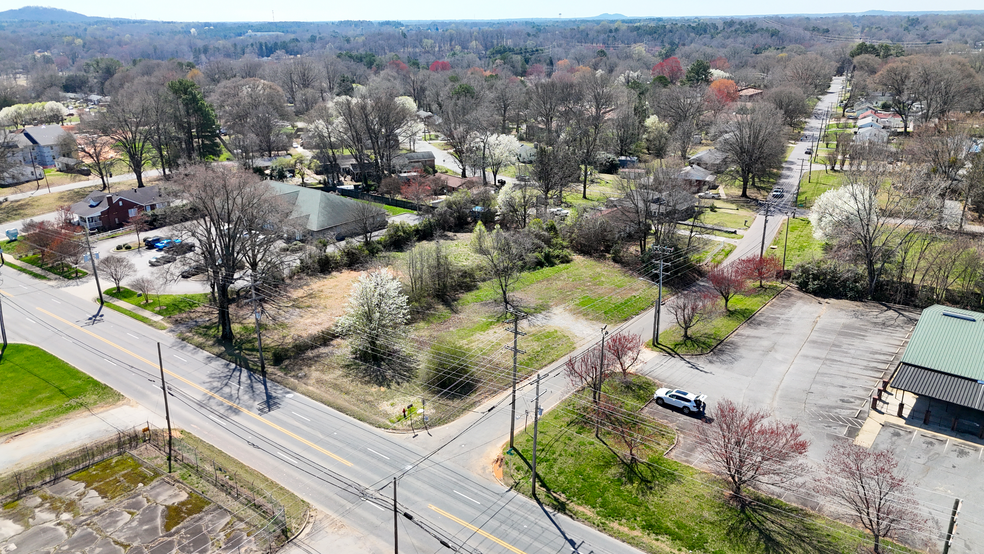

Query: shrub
[123,244,131,250]
[423,341,477,398]
[593,152,620,174]
[380,222,417,251]
[792,258,866,300]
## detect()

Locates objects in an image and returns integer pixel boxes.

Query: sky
[12,0,984,22]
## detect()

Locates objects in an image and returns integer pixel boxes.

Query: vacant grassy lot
[655,285,784,355]
[503,377,904,554]
[797,170,846,208]
[0,185,100,223]
[772,217,825,268]
[695,200,755,230]
[0,344,121,436]
[354,197,415,216]
[107,286,209,317]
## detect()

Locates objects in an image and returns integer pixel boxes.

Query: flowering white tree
[336,268,411,369]
[643,115,671,158]
[809,183,876,242]
[483,134,520,185]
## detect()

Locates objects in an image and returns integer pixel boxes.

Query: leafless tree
[715,104,787,198]
[707,263,751,311]
[668,289,714,341]
[651,84,706,160]
[471,224,532,308]
[605,331,642,378]
[565,340,612,405]
[96,83,152,187]
[816,442,925,554]
[526,76,578,145]
[99,255,136,292]
[75,117,117,191]
[351,201,387,244]
[211,78,291,162]
[698,399,810,505]
[569,71,617,199]
[129,276,157,305]
[875,59,918,135]
[530,141,580,211]
[764,87,809,127]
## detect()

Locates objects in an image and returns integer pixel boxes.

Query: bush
[423,341,477,398]
[593,152,619,174]
[380,222,417,251]
[123,244,131,250]
[792,258,866,300]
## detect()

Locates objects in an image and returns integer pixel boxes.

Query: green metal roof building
[891,305,984,411]
[266,181,387,240]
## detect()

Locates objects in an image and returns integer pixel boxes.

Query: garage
[890,305,984,438]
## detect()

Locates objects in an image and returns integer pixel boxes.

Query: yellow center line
[35,307,352,467]
[0,289,12,297]
[428,504,526,554]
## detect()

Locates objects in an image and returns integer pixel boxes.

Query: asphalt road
[0,265,643,554]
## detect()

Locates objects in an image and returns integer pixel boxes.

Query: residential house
[856,117,883,130]
[266,181,388,240]
[392,151,436,171]
[1,164,43,185]
[10,125,72,167]
[688,148,730,173]
[70,186,168,231]
[855,127,889,143]
[676,165,716,192]
[738,88,763,101]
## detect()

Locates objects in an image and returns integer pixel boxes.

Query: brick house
[70,186,168,231]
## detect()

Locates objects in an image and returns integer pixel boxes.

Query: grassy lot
[103,301,169,330]
[0,185,100,223]
[106,286,208,317]
[0,344,121,436]
[697,200,755,230]
[707,243,736,265]
[502,376,905,554]
[771,217,825,268]
[797,170,846,208]
[655,285,784,355]
[19,254,88,279]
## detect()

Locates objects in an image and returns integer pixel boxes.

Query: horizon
[4,2,984,23]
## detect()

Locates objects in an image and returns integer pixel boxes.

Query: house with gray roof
[10,125,72,166]
[70,185,168,230]
[266,181,387,240]
[688,148,730,173]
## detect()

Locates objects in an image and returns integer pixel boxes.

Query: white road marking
[126,333,139,339]
[366,448,389,460]
[276,452,298,465]
[50,299,60,304]
[102,358,117,366]
[208,415,227,427]
[26,318,35,324]
[173,355,187,362]
[454,490,481,505]
[363,498,385,511]
[291,411,311,422]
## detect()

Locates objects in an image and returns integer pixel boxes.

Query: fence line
[336,187,421,211]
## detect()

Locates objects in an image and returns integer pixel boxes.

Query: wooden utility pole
[158,342,173,473]
[393,477,398,554]
[506,305,526,451]
[531,373,542,498]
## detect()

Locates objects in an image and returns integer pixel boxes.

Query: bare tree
[875,59,918,135]
[605,331,642,378]
[708,264,750,311]
[816,442,925,554]
[129,276,157,305]
[211,78,291,162]
[530,141,580,211]
[565,340,611,405]
[697,399,810,505]
[651,85,706,160]
[75,117,117,191]
[570,71,617,199]
[96,83,151,187]
[471,223,531,308]
[668,289,714,341]
[351,201,387,243]
[99,255,136,292]
[716,104,787,198]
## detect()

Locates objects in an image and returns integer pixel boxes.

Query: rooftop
[900,304,984,381]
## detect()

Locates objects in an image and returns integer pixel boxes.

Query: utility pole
[82,224,104,306]
[759,201,771,261]
[158,342,173,473]
[506,305,526,451]
[249,276,266,373]
[530,373,542,499]
[780,212,792,284]
[942,498,961,554]
[795,159,805,209]
[393,477,398,554]
[0,254,7,360]
[651,245,673,345]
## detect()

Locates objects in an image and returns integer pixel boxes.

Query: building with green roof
[891,304,984,411]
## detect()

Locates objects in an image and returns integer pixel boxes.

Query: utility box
[5,228,17,241]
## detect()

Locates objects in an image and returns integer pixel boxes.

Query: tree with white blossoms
[809,160,945,297]
[643,115,671,159]
[483,134,520,185]
[336,268,412,375]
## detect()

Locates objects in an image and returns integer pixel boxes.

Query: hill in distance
[0,6,97,21]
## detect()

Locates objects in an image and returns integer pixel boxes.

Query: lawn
[0,344,121,436]
[502,376,902,554]
[19,254,88,279]
[655,285,784,355]
[106,286,208,317]
[797,170,846,208]
[103,301,169,330]
[771,217,825,268]
[696,200,755,230]
[354,198,415,216]
[0,185,100,223]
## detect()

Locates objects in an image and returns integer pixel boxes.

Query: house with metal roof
[890,305,984,412]
[266,181,387,240]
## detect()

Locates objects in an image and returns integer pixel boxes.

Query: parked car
[180,264,205,278]
[164,242,195,256]
[805,148,813,155]
[654,388,707,415]
[149,255,176,267]
[771,187,784,199]
[156,238,183,251]
[144,236,163,249]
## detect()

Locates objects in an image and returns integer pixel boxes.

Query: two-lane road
[0,266,642,554]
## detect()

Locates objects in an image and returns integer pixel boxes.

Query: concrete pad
[0,518,24,542]
[29,508,56,526]
[58,526,99,552]
[46,479,84,498]
[88,538,125,554]
[143,481,188,506]
[119,496,148,512]
[175,524,209,554]
[4,523,66,552]
[93,509,131,535]
[199,509,230,536]
[113,504,164,545]
[217,530,251,554]
[79,489,105,511]
[21,496,41,508]
[146,538,177,554]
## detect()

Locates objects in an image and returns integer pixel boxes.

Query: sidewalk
[2,169,165,203]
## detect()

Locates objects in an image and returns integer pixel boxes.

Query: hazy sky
[17,0,984,22]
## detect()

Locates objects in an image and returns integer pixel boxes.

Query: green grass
[503,375,901,554]
[102,301,169,330]
[354,198,415,216]
[19,254,88,279]
[796,170,846,208]
[71,454,157,500]
[3,261,50,280]
[655,285,783,355]
[106,286,208,318]
[771,217,825,268]
[698,201,755,230]
[0,344,122,436]
[708,243,736,265]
